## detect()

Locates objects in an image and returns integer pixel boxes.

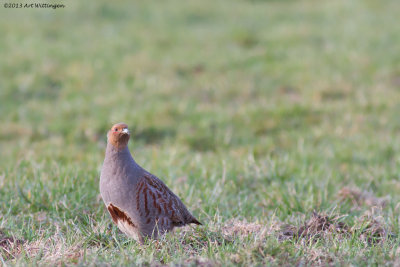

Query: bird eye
[114,128,118,131]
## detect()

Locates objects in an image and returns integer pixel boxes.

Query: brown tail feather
[190,217,202,225]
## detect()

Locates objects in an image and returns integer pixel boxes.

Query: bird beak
[121,128,130,135]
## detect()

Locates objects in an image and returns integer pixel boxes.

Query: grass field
[1,0,400,265]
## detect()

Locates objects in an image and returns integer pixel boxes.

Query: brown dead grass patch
[162,218,279,264]
[352,209,393,245]
[280,209,396,247]
[338,187,388,208]
[280,211,349,241]
[23,237,84,265]
[0,230,24,260]
[221,218,281,241]
[305,247,336,266]
[222,219,264,239]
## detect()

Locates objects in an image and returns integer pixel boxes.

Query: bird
[100,123,201,243]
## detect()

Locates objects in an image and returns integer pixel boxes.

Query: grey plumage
[100,123,201,243]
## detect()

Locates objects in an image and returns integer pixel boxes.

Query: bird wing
[135,173,193,226]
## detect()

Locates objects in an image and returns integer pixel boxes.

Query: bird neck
[103,143,143,180]
[105,143,132,161]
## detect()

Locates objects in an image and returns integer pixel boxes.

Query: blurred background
[0,0,400,264]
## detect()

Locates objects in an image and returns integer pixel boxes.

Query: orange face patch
[108,123,130,150]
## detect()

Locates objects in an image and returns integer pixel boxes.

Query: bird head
[107,123,130,150]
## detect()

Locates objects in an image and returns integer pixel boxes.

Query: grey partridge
[100,123,201,243]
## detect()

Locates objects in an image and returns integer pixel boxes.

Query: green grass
[1,0,400,265]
